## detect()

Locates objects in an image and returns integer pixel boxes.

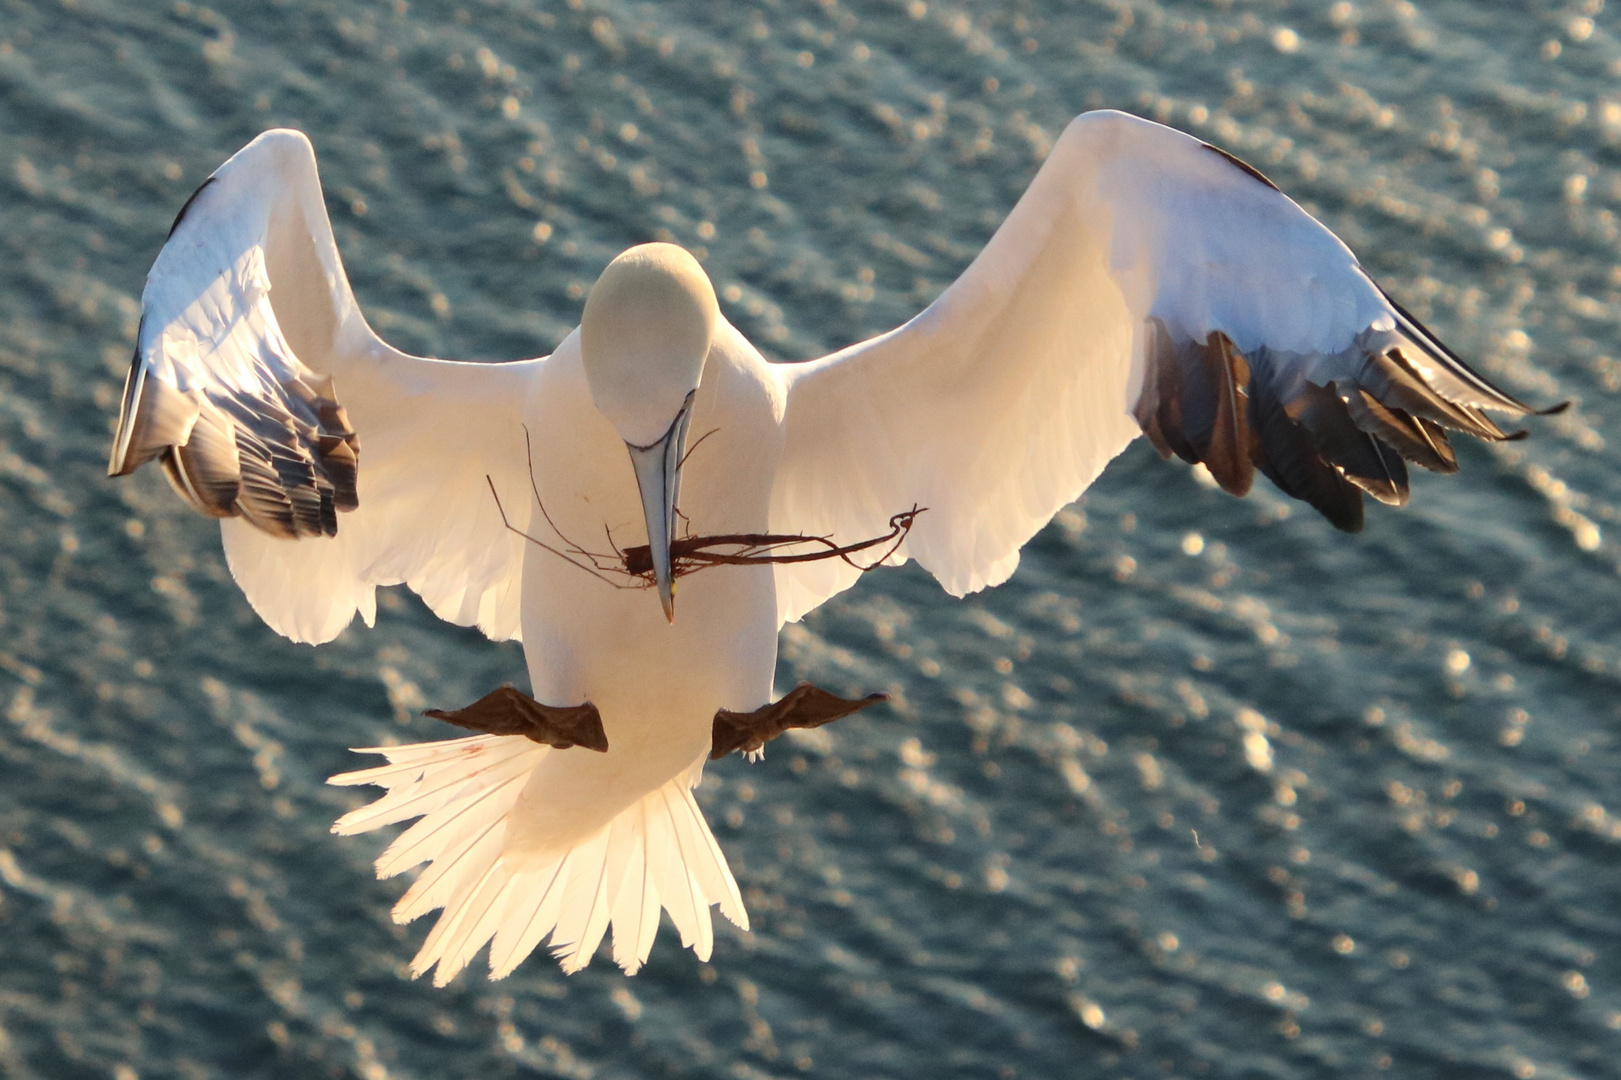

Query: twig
[486,477,633,590]
[492,426,925,591]
[678,427,720,470]
[617,508,924,579]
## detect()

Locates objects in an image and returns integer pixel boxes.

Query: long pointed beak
[626,392,695,623]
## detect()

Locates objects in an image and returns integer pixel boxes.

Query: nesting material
[489,472,923,590]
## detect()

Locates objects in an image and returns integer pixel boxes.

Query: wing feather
[770,110,1542,621]
[110,129,539,643]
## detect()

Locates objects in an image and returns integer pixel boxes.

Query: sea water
[0,1,1618,1077]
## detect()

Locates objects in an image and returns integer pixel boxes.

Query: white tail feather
[674,784,748,927]
[375,768,528,881]
[334,760,522,835]
[488,861,569,979]
[630,821,665,967]
[644,789,700,953]
[328,734,749,981]
[549,830,615,974]
[436,863,525,984]
[605,812,651,973]
[331,736,543,835]
[659,787,715,960]
[393,816,510,925]
[414,860,506,984]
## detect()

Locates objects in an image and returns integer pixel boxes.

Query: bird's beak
[626,391,695,623]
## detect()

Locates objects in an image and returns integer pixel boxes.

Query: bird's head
[580,243,718,623]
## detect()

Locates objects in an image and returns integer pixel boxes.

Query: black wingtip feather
[1340,386,1457,475]
[1137,322,1257,496]
[1287,382,1409,507]
[116,173,366,540]
[1377,289,1558,417]
[1202,143,1280,192]
[167,176,217,239]
[1248,375,1366,533]
[1134,309,1554,531]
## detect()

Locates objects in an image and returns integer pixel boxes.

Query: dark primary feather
[1342,388,1457,475]
[1129,136,1551,531]
[1135,326,1256,498]
[1202,143,1281,192]
[1135,310,1537,533]
[166,176,216,239]
[110,344,361,539]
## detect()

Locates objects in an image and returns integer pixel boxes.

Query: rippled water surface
[3,0,1621,1077]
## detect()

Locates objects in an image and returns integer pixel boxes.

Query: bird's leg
[426,686,609,752]
[711,683,887,760]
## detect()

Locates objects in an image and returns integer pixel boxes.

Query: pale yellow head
[579,243,718,622]
[580,242,718,448]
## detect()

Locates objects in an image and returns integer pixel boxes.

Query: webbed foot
[711,683,887,760]
[426,685,609,752]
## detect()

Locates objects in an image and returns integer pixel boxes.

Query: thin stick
[618,507,924,579]
[494,426,925,591]
[486,477,633,590]
[678,427,720,470]
[523,427,607,565]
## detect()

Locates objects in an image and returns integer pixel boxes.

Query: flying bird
[108,111,1549,983]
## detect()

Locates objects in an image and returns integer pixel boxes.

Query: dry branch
[487,428,923,589]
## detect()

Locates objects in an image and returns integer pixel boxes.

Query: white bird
[109,112,1546,983]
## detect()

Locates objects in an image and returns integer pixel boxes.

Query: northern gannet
[108,112,1549,982]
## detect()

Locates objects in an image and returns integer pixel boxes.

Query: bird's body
[505,324,783,858]
[110,112,1549,981]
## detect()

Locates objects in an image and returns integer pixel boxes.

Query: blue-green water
[3,0,1620,1076]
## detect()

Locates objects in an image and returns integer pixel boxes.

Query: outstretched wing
[769,109,1542,624]
[110,129,538,644]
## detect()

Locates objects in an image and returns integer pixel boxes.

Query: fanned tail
[328,737,748,983]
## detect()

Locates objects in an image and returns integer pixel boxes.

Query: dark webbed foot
[426,686,609,752]
[711,683,887,760]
